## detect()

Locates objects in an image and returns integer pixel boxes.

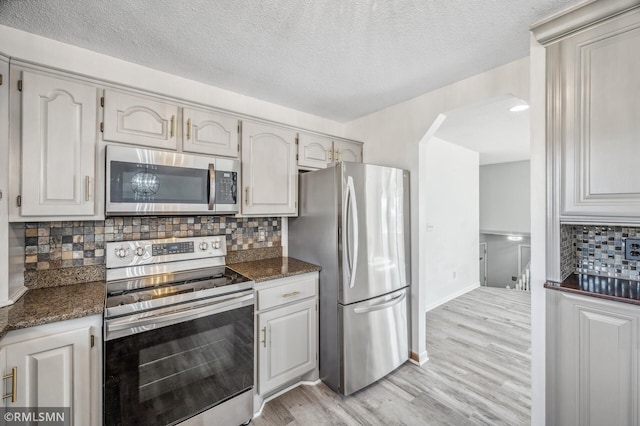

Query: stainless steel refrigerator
[289,162,410,396]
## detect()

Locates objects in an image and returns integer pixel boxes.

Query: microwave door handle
[208,163,215,210]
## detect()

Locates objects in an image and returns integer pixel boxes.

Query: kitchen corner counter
[0,281,105,340]
[228,257,321,283]
[545,274,640,306]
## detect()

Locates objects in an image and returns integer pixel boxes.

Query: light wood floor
[252,287,531,426]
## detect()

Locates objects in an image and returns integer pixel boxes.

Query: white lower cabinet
[548,290,640,426]
[0,315,102,426]
[255,273,318,396]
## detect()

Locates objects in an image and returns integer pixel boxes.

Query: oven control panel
[152,241,194,256]
[106,236,227,269]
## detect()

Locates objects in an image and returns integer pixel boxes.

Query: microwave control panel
[216,171,237,205]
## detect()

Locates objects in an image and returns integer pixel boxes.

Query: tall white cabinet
[241,121,297,216]
[544,7,640,223]
[12,69,100,219]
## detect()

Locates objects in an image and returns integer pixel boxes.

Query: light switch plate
[625,238,640,261]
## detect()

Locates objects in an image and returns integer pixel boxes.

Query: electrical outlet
[258,227,266,242]
[625,238,640,261]
[512,276,517,281]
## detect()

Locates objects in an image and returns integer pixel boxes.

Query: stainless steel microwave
[106,145,239,215]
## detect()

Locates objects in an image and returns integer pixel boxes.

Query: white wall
[0,25,344,137]
[480,160,531,234]
[423,137,479,311]
[344,57,530,363]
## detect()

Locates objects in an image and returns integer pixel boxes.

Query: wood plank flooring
[251,287,531,426]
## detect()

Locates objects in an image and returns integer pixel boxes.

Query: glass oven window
[104,305,253,426]
[110,161,208,204]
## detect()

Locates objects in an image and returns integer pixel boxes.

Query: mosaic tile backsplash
[25,216,281,271]
[561,224,640,281]
[560,224,576,281]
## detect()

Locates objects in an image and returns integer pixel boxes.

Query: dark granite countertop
[0,281,105,340]
[228,257,321,283]
[545,274,640,306]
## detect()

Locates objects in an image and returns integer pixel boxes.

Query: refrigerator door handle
[353,291,406,314]
[346,176,359,289]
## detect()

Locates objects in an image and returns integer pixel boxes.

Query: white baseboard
[424,282,480,312]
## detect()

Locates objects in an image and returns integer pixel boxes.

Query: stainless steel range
[103,235,254,426]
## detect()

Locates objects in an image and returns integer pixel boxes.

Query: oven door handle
[106,291,253,340]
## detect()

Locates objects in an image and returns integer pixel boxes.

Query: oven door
[106,145,238,215]
[104,291,253,426]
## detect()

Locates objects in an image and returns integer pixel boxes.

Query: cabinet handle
[335,149,341,162]
[85,176,90,202]
[186,118,192,140]
[170,115,175,138]
[3,367,17,403]
[245,187,249,205]
[328,148,333,162]
[283,291,301,298]
[261,327,267,348]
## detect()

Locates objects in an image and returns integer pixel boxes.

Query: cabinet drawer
[257,276,316,310]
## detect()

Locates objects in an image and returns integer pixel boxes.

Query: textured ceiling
[435,95,530,165]
[0,0,581,122]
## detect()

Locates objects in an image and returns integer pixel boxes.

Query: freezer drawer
[339,287,409,395]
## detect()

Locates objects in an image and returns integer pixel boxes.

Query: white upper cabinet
[297,133,363,170]
[333,139,362,163]
[241,121,297,216]
[298,133,332,169]
[182,107,239,157]
[103,89,179,150]
[20,71,98,217]
[550,9,640,220]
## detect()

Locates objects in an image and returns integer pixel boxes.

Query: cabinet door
[182,107,239,157]
[298,133,332,169]
[554,10,640,219]
[103,89,179,150]
[552,291,639,426]
[5,327,92,425]
[21,72,97,216]
[241,121,297,215]
[0,57,9,302]
[258,298,317,394]
[334,139,362,163]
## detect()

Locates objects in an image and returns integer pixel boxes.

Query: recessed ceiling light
[509,104,530,112]
[508,235,523,241]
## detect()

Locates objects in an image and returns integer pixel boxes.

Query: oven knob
[115,248,128,258]
[135,247,146,257]
[199,241,209,251]
[212,240,221,250]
